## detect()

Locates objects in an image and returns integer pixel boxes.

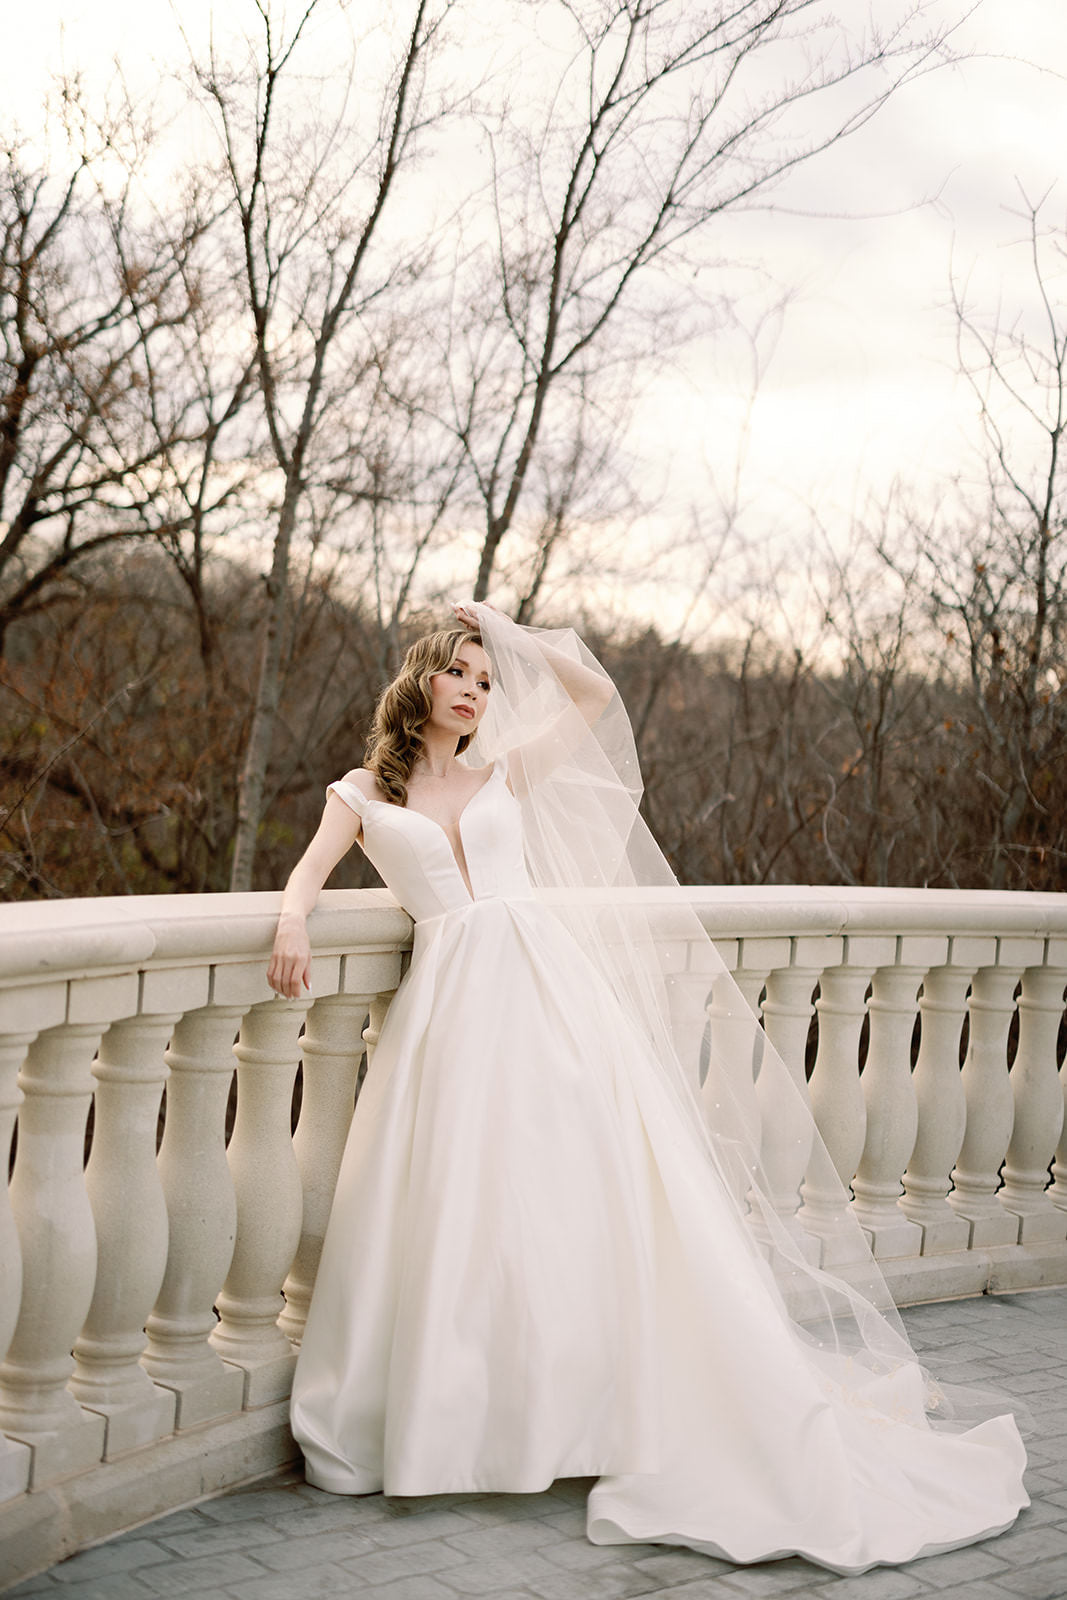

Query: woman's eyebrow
[452,653,490,680]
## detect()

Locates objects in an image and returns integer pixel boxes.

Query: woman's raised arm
[452,600,613,726]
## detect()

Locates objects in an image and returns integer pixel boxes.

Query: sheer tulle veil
[464,600,1025,1436]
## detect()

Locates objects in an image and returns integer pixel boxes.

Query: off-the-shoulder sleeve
[326,779,370,819]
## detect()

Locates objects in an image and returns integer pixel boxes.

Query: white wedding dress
[289,748,1029,1576]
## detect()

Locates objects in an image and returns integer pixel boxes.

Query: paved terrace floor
[8,1290,1067,1600]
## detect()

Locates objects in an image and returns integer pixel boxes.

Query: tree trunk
[229,480,300,890]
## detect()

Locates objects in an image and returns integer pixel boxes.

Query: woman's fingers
[267,945,311,998]
[451,597,506,627]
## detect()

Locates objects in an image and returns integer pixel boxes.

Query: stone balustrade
[0,884,1065,1586]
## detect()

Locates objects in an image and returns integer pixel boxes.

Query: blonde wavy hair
[364,627,484,806]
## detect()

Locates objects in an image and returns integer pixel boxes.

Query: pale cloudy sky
[5,0,1067,567]
[637,0,1067,553]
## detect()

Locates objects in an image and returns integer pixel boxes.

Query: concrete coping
[0,884,1064,985]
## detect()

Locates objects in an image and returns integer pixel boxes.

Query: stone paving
[8,1290,1067,1600]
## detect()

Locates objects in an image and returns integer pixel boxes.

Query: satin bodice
[327,758,532,923]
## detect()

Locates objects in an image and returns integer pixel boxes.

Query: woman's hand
[268,913,312,999]
[451,598,503,631]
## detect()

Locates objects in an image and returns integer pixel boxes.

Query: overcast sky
[5,0,1067,568]
[638,0,1067,552]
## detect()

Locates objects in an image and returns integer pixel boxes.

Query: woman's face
[427,642,491,738]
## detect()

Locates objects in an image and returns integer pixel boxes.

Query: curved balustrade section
[0,883,1064,1585]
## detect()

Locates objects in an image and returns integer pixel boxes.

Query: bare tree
[883,191,1067,888]
[188,0,461,889]
[437,0,960,609]
[0,93,225,650]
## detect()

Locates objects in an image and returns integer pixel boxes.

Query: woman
[269,601,1028,1575]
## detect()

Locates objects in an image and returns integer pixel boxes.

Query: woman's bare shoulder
[336,767,388,804]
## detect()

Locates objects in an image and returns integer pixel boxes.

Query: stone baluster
[0,1034,30,1368]
[999,963,1067,1242]
[211,1000,308,1404]
[1052,933,1067,1214]
[280,994,370,1344]
[0,1032,33,1501]
[758,962,822,1262]
[1051,1061,1067,1215]
[702,971,764,1207]
[948,964,1023,1247]
[761,962,820,1081]
[728,954,772,1075]
[362,990,395,1067]
[142,1006,246,1429]
[851,962,925,1257]
[899,965,973,1253]
[729,947,772,1029]
[718,939,783,1238]
[798,967,873,1264]
[69,1015,179,1458]
[0,1023,107,1485]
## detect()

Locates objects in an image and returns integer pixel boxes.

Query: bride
[267,600,1028,1576]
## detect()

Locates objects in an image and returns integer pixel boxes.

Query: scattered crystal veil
[464,600,1026,1436]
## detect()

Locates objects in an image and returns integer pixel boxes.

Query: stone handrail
[1,884,1065,1585]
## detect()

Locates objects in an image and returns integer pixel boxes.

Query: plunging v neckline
[383,762,499,900]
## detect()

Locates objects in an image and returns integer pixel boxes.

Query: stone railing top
[679,884,1067,937]
[0,876,1062,985]
[0,884,1064,987]
[0,889,409,984]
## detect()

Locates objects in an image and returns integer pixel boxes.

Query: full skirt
[290,896,1027,1575]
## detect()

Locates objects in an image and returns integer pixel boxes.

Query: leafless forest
[1,1,1064,899]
